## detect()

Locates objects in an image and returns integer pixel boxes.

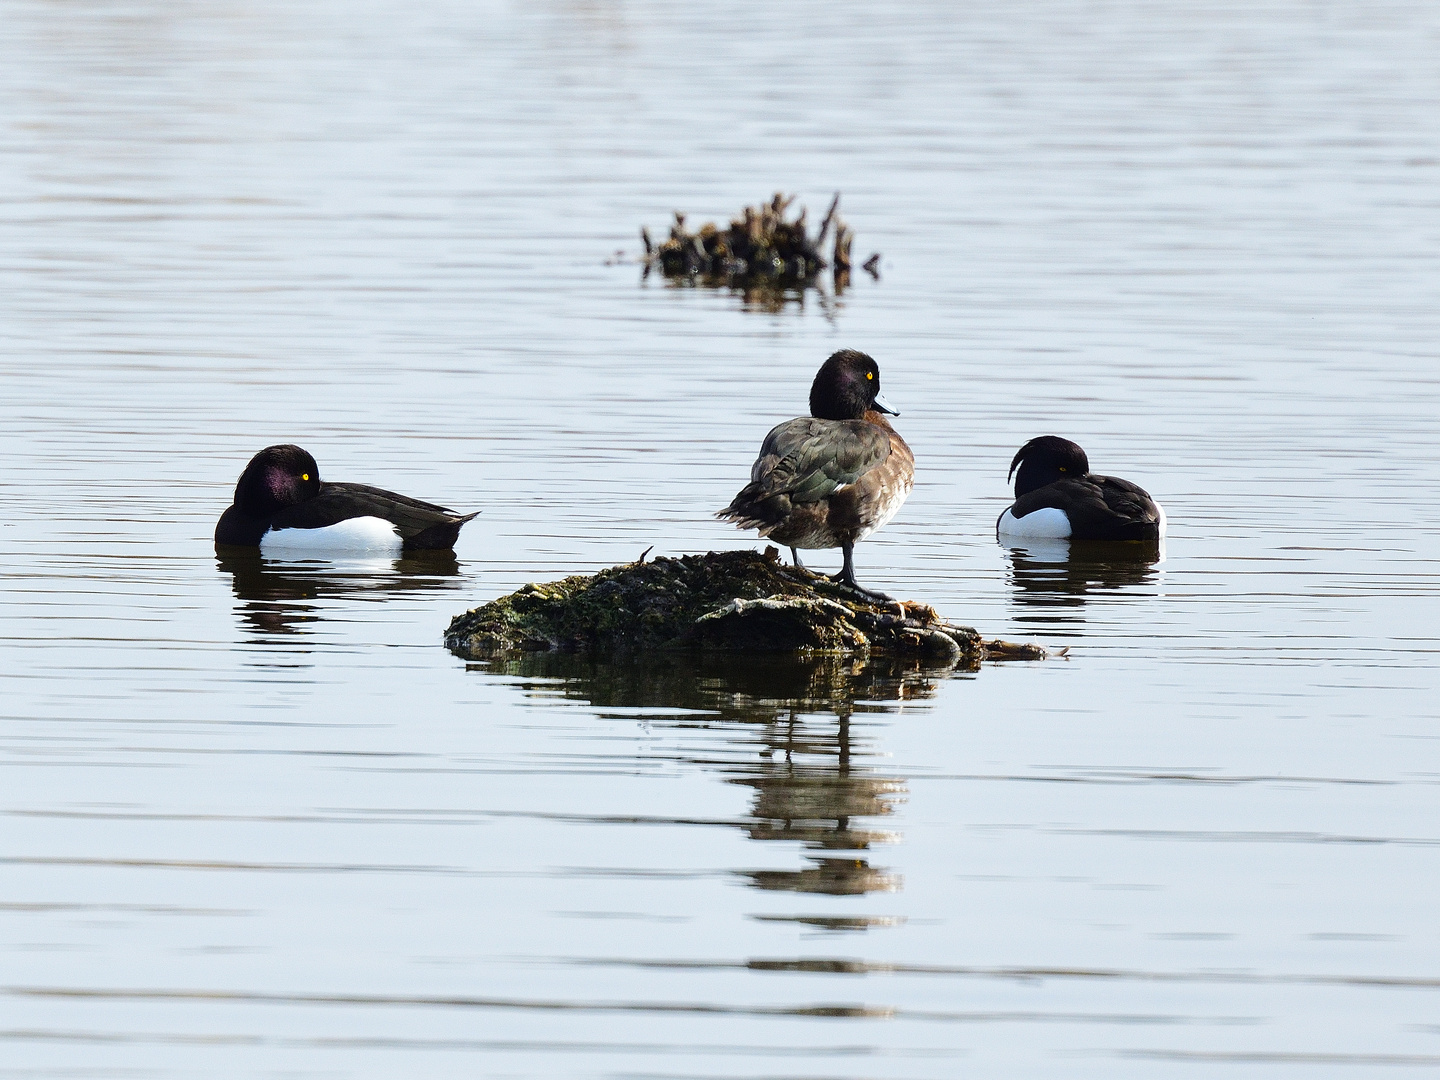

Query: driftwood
[640,192,879,291]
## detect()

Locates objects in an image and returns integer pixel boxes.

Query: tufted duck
[997,436,1164,542]
[718,350,914,598]
[215,444,477,554]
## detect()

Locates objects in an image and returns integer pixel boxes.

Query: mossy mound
[444,549,1043,663]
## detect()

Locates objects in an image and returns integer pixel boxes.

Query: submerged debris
[640,192,879,294]
[444,548,1043,665]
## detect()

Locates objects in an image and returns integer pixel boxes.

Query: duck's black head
[1008,436,1090,497]
[809,349,898,421]
[234,444,322,517]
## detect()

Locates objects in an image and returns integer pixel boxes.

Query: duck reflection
[1004,539,1163,627]
[473,652,954,897]
[218,550,465,639]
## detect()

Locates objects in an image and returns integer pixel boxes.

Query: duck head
[1008,436,1090,497]
[234,444,323,516]
[809,349,898,421]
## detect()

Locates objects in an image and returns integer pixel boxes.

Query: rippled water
[3,1,1440,1075]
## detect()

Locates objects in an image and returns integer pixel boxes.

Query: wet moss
[444,548,1043,663]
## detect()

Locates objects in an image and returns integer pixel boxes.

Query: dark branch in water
[814,192,841,253]
[833,215,852,270]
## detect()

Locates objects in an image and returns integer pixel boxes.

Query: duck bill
[871,392,899,416]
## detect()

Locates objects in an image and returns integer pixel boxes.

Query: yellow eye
[866,372,874,380]
[1058,466,1067,473]
[301,473,310,480]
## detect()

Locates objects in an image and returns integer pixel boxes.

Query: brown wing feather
[719,418,891,532]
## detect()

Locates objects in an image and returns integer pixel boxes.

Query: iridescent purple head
[808,350,898,421]
[234,444,322,516]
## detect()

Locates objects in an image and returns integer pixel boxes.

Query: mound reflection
[473,652,962,898]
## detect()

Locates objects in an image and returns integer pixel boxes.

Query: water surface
[3,1,1440,1076]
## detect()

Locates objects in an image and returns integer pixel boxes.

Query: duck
[215,444,477,554]
[718,349,914,597]
[997,435,1165,541]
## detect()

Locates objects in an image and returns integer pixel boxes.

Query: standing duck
[718,350,914,597]
[997,436,1165,541]
[215,444,477,554]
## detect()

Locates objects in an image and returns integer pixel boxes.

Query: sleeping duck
[997,435,1164,542]
[215,444,477,554]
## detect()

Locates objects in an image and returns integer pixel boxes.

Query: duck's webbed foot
[828,574,895,603]
[827,544,894,603]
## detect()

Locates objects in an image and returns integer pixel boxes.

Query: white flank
[260,516,403,556]
[1154,500,1168,538]
[997,506,1072,539]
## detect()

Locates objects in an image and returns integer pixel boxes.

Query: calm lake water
[3,1,1440,1076]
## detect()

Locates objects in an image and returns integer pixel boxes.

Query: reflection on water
[474,653,951,897]
[473,649,967,716]
[218,551,465,639]
[649,272,850,318]
[750,912,906,932]
[1004,540,1164,628]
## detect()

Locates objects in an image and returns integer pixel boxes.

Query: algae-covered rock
[444,549,1041,662]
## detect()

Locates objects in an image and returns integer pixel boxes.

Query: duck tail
[716,484,788,535]
[405,510,479,551]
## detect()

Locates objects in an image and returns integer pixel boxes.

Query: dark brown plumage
[718,350,914,596]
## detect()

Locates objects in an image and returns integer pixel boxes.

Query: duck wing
[270,482,477,548]
[751,418,892,501]
[1011,474,1161,541]
[719,417,891,532]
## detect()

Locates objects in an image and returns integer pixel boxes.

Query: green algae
[444,548,1042,663]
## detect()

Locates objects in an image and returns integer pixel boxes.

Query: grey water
[2,0,1439,1076]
